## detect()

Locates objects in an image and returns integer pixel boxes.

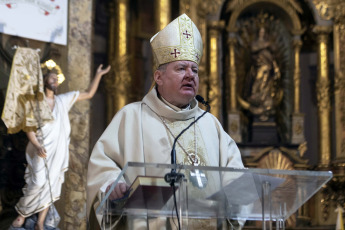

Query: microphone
[164,95,210,230]
[195,95,210,112]
[165,95,210,185]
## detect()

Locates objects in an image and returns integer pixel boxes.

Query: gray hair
[157,63,168,72]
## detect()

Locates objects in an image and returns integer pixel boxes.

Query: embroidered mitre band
[150,14,203,69]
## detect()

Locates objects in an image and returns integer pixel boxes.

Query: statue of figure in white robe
[2,48,110,230]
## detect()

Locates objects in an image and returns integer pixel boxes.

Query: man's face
[44,73,59,94]
[155,60,199,108]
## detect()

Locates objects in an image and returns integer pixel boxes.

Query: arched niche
[222,0,304,145]
[226,0,302,33]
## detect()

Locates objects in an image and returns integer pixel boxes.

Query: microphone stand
[164,95,210,230]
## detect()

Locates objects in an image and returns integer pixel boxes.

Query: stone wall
[62,1,93,229]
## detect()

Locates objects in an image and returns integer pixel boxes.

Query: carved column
[312,2,345,224]
[207,20,224,120]
[312,0,345,167]
[179,0,198,21]
[292,38,302,114]
[227,33,241,142]
[291,36,305,144]
[334,16,345,164]
[155,0,171,31]
[314,26,332,167]
[291,35,309,224]
[106,0,130,123]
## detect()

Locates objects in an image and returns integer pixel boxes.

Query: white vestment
[87,88,244,229]
[15,91,79,217]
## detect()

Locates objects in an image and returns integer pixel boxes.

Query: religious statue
[241,26,283,121]
[2,47,110,230]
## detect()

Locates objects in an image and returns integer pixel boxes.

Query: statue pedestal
[228,112,242,143]
[291,113,305,144]
[249,117,279,145]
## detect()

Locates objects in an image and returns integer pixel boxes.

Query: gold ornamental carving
[291,37,305,144]
[314,28,331,114]
[107,0,131,121]
[313,25,333,35]
[228,112,242,143]
[298,142,307,158]
[179,0,196,19]
[229,120,238,133]
[293,39,302,113]
[227,37,241,144]
[257,149,294,170]
[204,0,224,15]
[155,0,171,30]
[228,36,237,111]
[312,0,345,22]
[321,175,345,221]
[246,146,309,169]
[246,147,310,227]
[106,56,131,87]
[235,12,285,122]
[316,78,331,112]
[291,38,305,146]
[226,0,302,31]
[227,0,303,14]
[180,0,223,16]
[334,69,345,92]
[314,26,332,167]
[207,20,224,120]
[293,122,302,135]
[257,150,296,227]
[105,60,131,121]
[333,7,345,161]
[291,114,305,144]
[118,1,127,57]
[335,71,345,156]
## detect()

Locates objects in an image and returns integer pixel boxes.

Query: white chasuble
[87,87,244,229]
[162,118,220,195]
[16,91,79,217]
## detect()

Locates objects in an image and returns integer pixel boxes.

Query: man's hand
[35,145,47,158]
[106,182,130,200]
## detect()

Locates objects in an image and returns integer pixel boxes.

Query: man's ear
[154,70,163,85]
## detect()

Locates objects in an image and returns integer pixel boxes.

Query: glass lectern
[96,162,332,230]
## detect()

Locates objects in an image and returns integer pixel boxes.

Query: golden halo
[41,59,65,84]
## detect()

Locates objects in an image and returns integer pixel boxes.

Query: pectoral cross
[190,169,207,188]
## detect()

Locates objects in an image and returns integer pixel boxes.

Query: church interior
[1,0,345,229]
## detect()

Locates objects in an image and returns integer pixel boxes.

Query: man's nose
[185,68,195,78]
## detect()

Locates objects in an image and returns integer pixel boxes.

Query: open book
[117,176,175,210]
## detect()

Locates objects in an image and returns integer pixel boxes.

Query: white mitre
[150,14,203,69]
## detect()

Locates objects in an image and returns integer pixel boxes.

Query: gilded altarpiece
[176,0,345,229]
[312,0,345,227]
[104,0,345,228]
[220,1,307,228]
[0,0,344,229]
